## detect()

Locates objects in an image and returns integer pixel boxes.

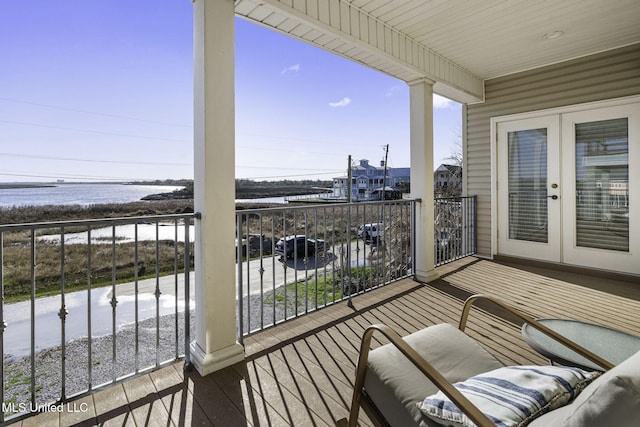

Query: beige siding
[465,43,640,257]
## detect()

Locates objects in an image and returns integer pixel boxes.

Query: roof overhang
[235,0,640,104]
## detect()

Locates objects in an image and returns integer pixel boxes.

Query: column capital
[407,77,436,87]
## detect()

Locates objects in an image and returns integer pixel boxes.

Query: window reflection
[575,118,629,252]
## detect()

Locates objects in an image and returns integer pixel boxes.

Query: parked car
[275,235,324,260]
[357,223,383,242]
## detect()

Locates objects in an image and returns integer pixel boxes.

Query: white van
[357,223,383,241]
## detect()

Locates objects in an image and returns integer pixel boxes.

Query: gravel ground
[4,310,194,408]
[2,274,351,422]
[2,286,331,411]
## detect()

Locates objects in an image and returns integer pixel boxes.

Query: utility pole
[347,155,352,203]
[381,144,389,201]
[346,154,354,308]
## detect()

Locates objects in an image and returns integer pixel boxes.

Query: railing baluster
[412,199,417,274]
[358,205,368,292]
[303,210,308,315]
[184,215,192,370]
[271,214,276,327]
[282,212,287,321]
[293,210,298,317]
[87,228,92,390]
[346,202,353,307]
[0,232,5,425]
[110,225,117,383]
[258,214,264,330]
[174,219,179,359]
[471,196,478,254]
[313,206,319,311]
[245,213,251,333]
[321,207,327,309]
[59,226,68,400]
[154,221,160,368]
[134,223,139,373]
[30,229,36,404]
[236,213,244,342]
[331,205,337,304]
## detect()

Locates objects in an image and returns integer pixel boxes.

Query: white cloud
[328,97,352,108]
[433,94,454,109]
[280,64,300,75]
[385,85,402,97]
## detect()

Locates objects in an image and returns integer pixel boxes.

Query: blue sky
[0,0,461,183]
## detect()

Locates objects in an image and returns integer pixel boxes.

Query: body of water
[0,183,314,208]
[0,183,184,208]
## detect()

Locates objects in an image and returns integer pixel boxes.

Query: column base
[190,341,245,376]
[414,268,440,284]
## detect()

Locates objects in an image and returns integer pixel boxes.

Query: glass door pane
[508,129,548,243]
[575,118,629,252]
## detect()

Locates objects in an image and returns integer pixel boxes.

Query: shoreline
[0,184,56,189]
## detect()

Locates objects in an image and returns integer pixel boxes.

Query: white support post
[191,0,244,376]
[409,79,440,283]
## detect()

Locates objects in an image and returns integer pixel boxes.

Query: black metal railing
[1,196,477,421]
[0,214,195,422]
[236,200,417,340]
[434,195,477,266]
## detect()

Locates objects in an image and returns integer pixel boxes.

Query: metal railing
[0,196,476,421]
[236,200,417,340]
[434,196,477,266]
[0,213,195,422]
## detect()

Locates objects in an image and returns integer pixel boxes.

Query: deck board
[7,257,639,426]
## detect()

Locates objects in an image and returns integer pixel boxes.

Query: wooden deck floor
[9,257,640,426]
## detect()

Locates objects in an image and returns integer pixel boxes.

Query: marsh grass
[2,199,413,303]
[2,240,194,303]
[0,200,194,224]
[1,201,196,302]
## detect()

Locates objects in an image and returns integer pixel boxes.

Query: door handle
[548,195,558,200]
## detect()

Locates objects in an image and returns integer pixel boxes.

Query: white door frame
[490,95,640,273]
[496,115,561,262]
[560,103,639,273]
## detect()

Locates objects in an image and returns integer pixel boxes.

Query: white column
[409,79,439,283]
[191,0,244,376]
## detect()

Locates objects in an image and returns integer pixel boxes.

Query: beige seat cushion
[364,323,504,427]
[529,349,640,427]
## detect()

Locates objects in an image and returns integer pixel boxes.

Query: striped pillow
[417,365,600,427]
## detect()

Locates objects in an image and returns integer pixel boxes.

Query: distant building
[331,159,409,201]
[434,164,462,197]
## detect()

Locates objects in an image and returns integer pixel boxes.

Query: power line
[0,120,190,143]
[0,171,136,181]
[236,165,340,172]
[237,144,344,157]
[238,171,342,180]
[0,152,190,166]
[0,97,191,128]
[237,131,385,149]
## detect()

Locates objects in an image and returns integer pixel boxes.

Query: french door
[496,101,638,274]
[497,116,561,262]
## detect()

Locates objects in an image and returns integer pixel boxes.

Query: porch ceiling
[235,0,640,104]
